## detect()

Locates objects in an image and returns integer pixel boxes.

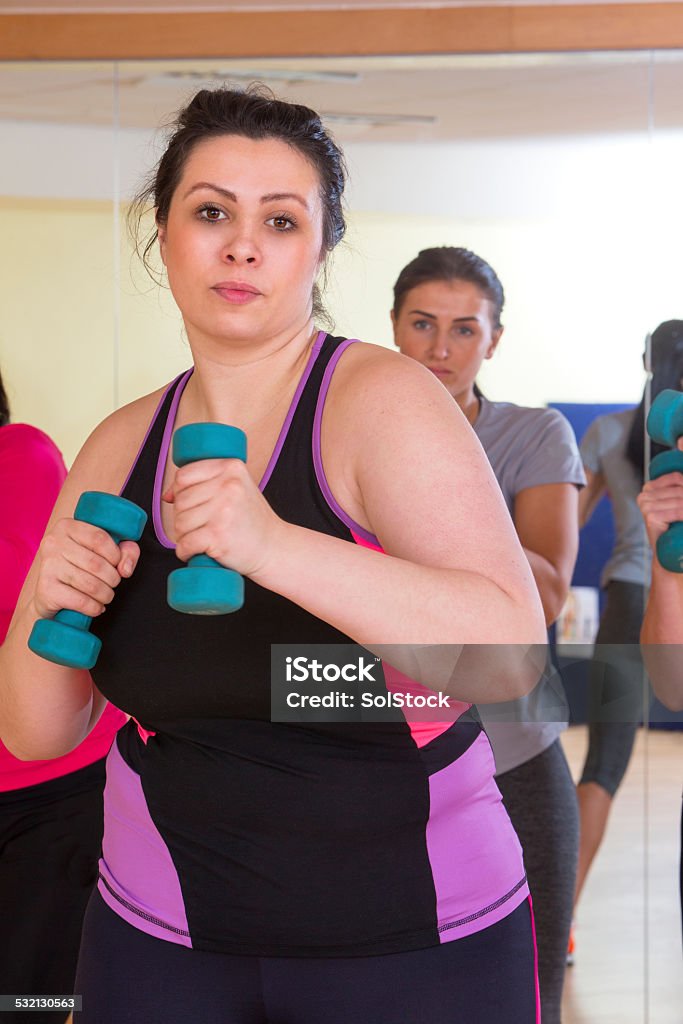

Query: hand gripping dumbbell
[167,423,247,615]
[28,492,148,668]
[646,388,683,572]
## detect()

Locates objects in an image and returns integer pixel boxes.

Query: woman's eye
[267,215,295,231]
[412,320,432,331]
[198,205,226,222]
[456,326,474,337]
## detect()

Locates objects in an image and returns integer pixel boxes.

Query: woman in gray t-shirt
[391,246,584,1024]
[574,320,683,928]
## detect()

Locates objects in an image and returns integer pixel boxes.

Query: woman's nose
[429,333,450,359]
[222,226,259,265]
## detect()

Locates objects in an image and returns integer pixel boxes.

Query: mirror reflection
[0,52,681,1024]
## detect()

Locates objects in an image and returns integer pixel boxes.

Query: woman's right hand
[32,518,141,620]
[637,438,683,553]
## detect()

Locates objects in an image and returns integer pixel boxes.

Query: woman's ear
[485,325,504,359]
[157,219,167,267]
[390,309,399,348]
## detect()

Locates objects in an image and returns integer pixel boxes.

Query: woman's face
[392,278,503,403]
[157,134,325,349]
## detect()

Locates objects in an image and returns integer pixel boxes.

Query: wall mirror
[1,48,681,1023]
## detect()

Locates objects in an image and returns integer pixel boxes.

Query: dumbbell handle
[49,503,141,632]
[28,491,147,668]
[173,423,247,575]
[649,451,683,573]
[167,423,247,614]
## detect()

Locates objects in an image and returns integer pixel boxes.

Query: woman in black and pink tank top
[0,88,546,1023]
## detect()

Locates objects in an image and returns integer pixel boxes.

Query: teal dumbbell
[28,492,147,669]
[167,423,247,615]
[646,389,683,448]
[648,450,683,572]
[647,388,683,573]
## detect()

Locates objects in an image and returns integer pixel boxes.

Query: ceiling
[1,52,682,141]
[3,0,682,10]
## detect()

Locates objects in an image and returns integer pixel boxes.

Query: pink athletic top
[0,422,126,791]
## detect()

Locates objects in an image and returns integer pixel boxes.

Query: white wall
[2,118,682,461]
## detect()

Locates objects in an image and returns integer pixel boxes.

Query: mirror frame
[2,3,683,61]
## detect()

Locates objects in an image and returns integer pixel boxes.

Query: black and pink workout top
[89,332,529,957]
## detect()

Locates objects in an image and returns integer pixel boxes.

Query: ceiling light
[143,69,361,87]
[322,112,437,127]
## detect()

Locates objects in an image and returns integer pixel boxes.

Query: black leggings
[74,891,539,1024]
[0,760,106,1024]
[579,580,648,797]
[496,739,578,1024]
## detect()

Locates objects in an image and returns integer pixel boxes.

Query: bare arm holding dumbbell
[0,395,155,759]
[637,390,683,710]
[638,445,683,711]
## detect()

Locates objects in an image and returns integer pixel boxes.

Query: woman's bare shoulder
[68,383,172,496]
[327,339,463,429]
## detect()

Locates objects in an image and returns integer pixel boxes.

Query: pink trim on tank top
[152,332,327,549]
[98,740,192,947]
[528,895,542,1023]
[427,734,530,940]
[132,718,156,745]
[350,532,468,747]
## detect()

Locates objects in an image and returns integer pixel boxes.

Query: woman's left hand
[163,458,287,577]
[637,437,683,552]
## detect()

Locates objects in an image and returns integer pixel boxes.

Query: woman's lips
[212,282,262,305]
[427,367,451,377]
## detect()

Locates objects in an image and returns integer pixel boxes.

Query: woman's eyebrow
[182,183,309,210]
[408,310,479,324]
[261,192,310,210]
[183,182,237,201]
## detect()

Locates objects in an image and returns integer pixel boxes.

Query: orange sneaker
[566,924,576,967]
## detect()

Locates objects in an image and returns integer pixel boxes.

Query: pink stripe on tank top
[98,739,192,947]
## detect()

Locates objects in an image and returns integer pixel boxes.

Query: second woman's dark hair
[0,369,10,427]
[129,86,347,323]
[626,319,683,476]
[392,246,505,328]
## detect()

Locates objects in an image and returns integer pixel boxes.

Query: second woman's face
[157,134,325,349]
[392,279,502,403]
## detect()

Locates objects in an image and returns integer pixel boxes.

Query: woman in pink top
[0,369,126,1024]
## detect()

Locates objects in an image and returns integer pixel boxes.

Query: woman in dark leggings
[0,90,546,1023]
[392,246,584,1024]
[638,428,683,944]
[574,321,683,946]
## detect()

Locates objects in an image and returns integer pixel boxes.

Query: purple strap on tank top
[151,332,327,549]
[119,372,187,498]
[312,339,380,547]
[153,369,194,549]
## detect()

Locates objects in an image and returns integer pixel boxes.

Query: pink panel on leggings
[426,733,530,940]
[98,740,192,947]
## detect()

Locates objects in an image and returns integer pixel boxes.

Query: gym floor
[561,726,683,1024]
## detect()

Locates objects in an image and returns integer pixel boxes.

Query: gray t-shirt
[579,408,651,588]
[473,396,586,775]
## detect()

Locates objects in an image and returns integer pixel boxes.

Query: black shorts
[0,759,106,1024]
